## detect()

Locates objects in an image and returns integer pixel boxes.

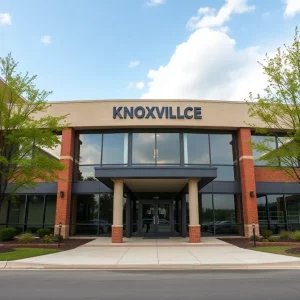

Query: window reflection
[215,166,235,181]
[251,135,277,166]
[210,134,234,164]
[184,133,210,164]
[102,133,128,165]
[79,134,102,165]
[132,133,155,164]
[157,133,180,165]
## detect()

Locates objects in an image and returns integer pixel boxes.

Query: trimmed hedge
[0,227,17,241]
[37,228,51,238]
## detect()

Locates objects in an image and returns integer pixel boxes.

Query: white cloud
[284,0,300,18]
[141,27,267,101]
[187,0,255,30]
[146,0,166,7]
[0,13,12,25]
[262,12,271,17]
[136,82,145,90]
[128,60,140,68]
[41,35,52,44]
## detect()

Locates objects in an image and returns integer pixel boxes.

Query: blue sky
[0,0,300,101]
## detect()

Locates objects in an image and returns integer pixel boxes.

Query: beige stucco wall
[37,99,265,130]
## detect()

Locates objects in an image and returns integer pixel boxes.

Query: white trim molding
[239,155,253,161]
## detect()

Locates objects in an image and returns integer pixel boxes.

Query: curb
[2,261,300,270]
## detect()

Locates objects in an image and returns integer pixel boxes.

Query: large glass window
[156,133,180,165]
[26,195,44,232]
[132,133,155,164]
[44,195,57,227]
[102,133,128,165]
[0,200,8,228]
[184,133,210,164]
[210,134,234,165]
[79,134,102,165]
[7,196,26,232]
[252,135,278,166]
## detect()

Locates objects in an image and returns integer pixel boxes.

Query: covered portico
[95,167,217,243]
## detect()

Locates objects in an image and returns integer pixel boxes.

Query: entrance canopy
[94,167,217,193]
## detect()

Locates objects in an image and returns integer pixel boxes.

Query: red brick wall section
[189,225,201,243]
[237,128,259,236]
[112,226,123,243]
[55,128,75,238]
[255,167,298,182]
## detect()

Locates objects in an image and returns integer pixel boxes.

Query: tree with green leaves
[0,53,68,212]
[247,27,300,183]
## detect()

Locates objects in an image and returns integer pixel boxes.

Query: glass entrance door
[140,201,172,236]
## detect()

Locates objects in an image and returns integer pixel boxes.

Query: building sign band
[113,106,202,119]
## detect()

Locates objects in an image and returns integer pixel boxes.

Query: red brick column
[54,128,75,238]
[112,226,123,243]
[189,225,201,243]
[237,128,259,237]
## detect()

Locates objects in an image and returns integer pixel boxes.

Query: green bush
[53,234,63,242]
[261,229,273,239]
[262,238,269,242]
[37,228,51,238]
[0,228,17,241]
[19,233,34,244]
[250,234,260,241]
[43,234,54,243]
[280,230,294,240]
[293,230,300,241]
[268,236,280,242]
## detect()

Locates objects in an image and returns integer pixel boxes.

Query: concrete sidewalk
[2,237,300,269]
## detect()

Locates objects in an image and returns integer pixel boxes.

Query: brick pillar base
[244,223,260,238]
[112,225,123,243]
[54,225,69,239]
[189,225,201,243]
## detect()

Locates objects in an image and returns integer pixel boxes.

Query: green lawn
[250,246,300,257]
[0,248,60,261]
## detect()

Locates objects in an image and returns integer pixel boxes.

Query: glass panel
[44,195,57,225]
[157,203,171,233]
[78,134,102,165]
[8,195,26,225]
[210,134,234,164]
[39,135,61,160]
[76,194,99,224]
[213,194,238,235]
[132,200,139,236]
[285,194,300,231]
[215,166,235,181]
[142,203,155,234]
[26,195,44,231]
[200,194,214,235]
[251,135,277,166]
[184,133,210,164]
[132,133,155,164]
[78,165,98,181]
[156,133,180,165]
[99,194,113,236]
[0,200,8,225]
[173,200,181,234]
[102,133,128,165]
[267,194,286,233]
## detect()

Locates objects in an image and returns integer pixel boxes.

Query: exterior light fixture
[60,191,64,198]
[250,191,255,198]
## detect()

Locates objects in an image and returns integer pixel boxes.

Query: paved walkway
[5,237,300,269]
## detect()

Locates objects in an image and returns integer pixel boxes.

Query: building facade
[1,99,300,243]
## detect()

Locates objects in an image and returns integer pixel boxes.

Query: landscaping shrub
[37,228,51,238]
[43,234,54,243]
[262,238,269,242]
[261,229,273,239]
[19,233,34,244]
[268,236,280,242]
[53,234,63,242]
[280,230,294,240]
[250,234,260,241]
[0,227,17,241]
[293,230,300,241]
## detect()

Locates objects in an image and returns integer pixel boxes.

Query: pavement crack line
[187,249,202,264]
[116,247,131,265]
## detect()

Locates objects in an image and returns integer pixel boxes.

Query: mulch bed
[0,247,15,254]
[286,248,300,254]
[219,238,300,249]
[0,239,94,251]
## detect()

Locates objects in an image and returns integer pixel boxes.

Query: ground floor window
[0,195,57,233]
[257,194,300,233]
[71,194,126,236]
[186,194,243,236]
